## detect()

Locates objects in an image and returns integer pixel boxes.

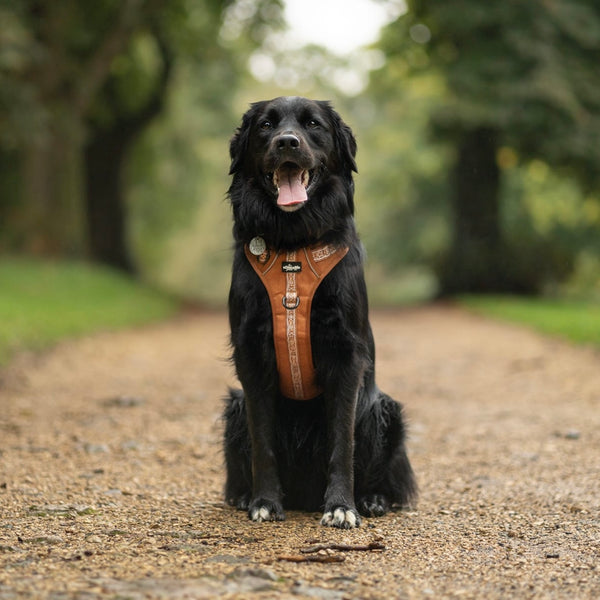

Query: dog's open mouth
[266,163,316,211]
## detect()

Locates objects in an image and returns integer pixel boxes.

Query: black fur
[224,96,417,528]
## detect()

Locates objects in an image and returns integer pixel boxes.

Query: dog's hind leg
[354,391,417,517]
[223,388,252,510]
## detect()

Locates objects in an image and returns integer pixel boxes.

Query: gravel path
[1,306,599,599]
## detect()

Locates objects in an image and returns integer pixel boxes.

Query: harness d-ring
[282,295,300,310]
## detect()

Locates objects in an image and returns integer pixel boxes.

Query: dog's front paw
[248,499,285,523]
[321,506,361,529]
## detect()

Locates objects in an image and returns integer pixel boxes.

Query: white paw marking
[320,508,358,529]
[250,506,272,522]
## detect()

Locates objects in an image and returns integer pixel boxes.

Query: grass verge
[0,258,178,365]
[460,295,600,348]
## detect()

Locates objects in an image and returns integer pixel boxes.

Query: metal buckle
[282,294,300,310]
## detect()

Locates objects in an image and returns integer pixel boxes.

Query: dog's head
[229,96,357,214]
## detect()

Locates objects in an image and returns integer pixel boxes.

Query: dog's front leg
[321,388,362,529]
[245,390,285,522]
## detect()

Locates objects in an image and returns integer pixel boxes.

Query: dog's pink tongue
[277,168,307,207]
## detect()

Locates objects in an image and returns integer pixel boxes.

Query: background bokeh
[2,0,600,306]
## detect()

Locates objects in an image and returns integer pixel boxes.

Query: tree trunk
[84,129,135,273]
[0,150,22,251]
[438,127,536,295]
[83,27,173,274]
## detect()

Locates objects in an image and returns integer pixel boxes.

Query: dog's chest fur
[244,242,348,400]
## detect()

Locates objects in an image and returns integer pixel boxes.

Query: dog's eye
[307,119,320,129]
[260,120,272,130]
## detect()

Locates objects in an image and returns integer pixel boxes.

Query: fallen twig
[277,554,345,563]
[300,542,385,554]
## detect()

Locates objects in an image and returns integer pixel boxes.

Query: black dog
[223,96,416,528]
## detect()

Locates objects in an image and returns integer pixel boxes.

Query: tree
[1,0,151,256]
[378,0,600,294]
[0,0,283,270]
[83,17,174,273]
[84,0,284,272]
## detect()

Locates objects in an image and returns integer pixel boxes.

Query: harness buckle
[282,294,300,310]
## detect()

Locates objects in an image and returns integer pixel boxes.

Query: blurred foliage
[2,0,600,305]
[127,61,235,298]
[353,71,450,273]
[129,0,600,302]
[367,0,600,295]
[0,0,283,261]
[379,0,600,187]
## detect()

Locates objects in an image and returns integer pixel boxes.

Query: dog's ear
[339,122,358,174]
[229,102,266,175]
[322,103,357,175]
[229,112,251,175]
[336,120,358,174]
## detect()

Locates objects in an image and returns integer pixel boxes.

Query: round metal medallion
[249,236,267,256]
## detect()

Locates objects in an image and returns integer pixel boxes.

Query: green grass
[0,258,178,365]
[460,295,600,347]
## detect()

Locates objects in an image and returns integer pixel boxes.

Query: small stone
[86,535,103,544]
[231,567,278,582]
[84,443,110,454]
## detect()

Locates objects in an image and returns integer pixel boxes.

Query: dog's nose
[277,134,300,150]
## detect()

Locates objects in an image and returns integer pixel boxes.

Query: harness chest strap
[244,243,349,400]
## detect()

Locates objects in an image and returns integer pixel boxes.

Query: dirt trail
[1,306,599,599]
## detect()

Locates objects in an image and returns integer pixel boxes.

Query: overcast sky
[283,0,406,55]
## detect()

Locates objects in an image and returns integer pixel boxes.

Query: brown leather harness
[245,242,349,400]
